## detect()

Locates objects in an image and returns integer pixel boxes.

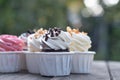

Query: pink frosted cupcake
[0,35,25,73]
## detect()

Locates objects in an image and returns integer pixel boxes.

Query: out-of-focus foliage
[0,0,67,35]
[81,1,120,61]
[110,27,120,61]
[100,2,120,61]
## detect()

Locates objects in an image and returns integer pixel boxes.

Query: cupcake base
[26,53,40,74]
[0,52,22,73]
[25,52,73,76]
[71,51,95,73]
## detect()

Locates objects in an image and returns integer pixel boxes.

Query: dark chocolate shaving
[58,30,61,34]
[45,34,49,41]
[51,29,54,37]
[55,32,59,36]
[44,27,61,41]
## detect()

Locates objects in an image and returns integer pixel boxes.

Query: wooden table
[0,61,120,80]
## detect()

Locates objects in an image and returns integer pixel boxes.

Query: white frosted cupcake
[26,29,46,74]
[0,35,25,73]
[67,27,96,73]
[26,28,73,76]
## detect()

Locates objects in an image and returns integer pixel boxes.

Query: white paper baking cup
[25,52,40,74]
[0,51,22,73]
[25,52,73,76]
[19,52,27,70]
[71,51,95,73]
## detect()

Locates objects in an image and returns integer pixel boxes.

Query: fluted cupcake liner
[25,52,40,74]
[0,52,23,73]
[19,52,27,70]
[25,52,73,76]
[0,51,95,74]
[71,51,95,73]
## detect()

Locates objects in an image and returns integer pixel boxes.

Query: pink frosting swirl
[0,35,25,51]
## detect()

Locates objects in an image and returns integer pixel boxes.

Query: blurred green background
[0,0,120,61]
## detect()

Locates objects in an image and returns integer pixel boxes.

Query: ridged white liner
[0,52,22,73]
[71,51,95,73]
[25,52,73,76]
[26,53,40,74]
[20,52,26,70]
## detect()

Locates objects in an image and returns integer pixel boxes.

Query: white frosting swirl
[41,31,71,50]
[69,32,91,52]
[27,34,42,52]
[27,31,71,52]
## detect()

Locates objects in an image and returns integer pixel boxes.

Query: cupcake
[19,30,35,51]
[26,28,47,74]
[67,27,96,73]
[0,35,25,73]
[19,30,35,70]
[26,27,73,76]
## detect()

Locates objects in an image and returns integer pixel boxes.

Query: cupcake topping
[66,27,91,52]
[39,27,71,51]
[27,26,91,52]
[34,28,47,39]
[44,27,61,41]
[0,35,25,51]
